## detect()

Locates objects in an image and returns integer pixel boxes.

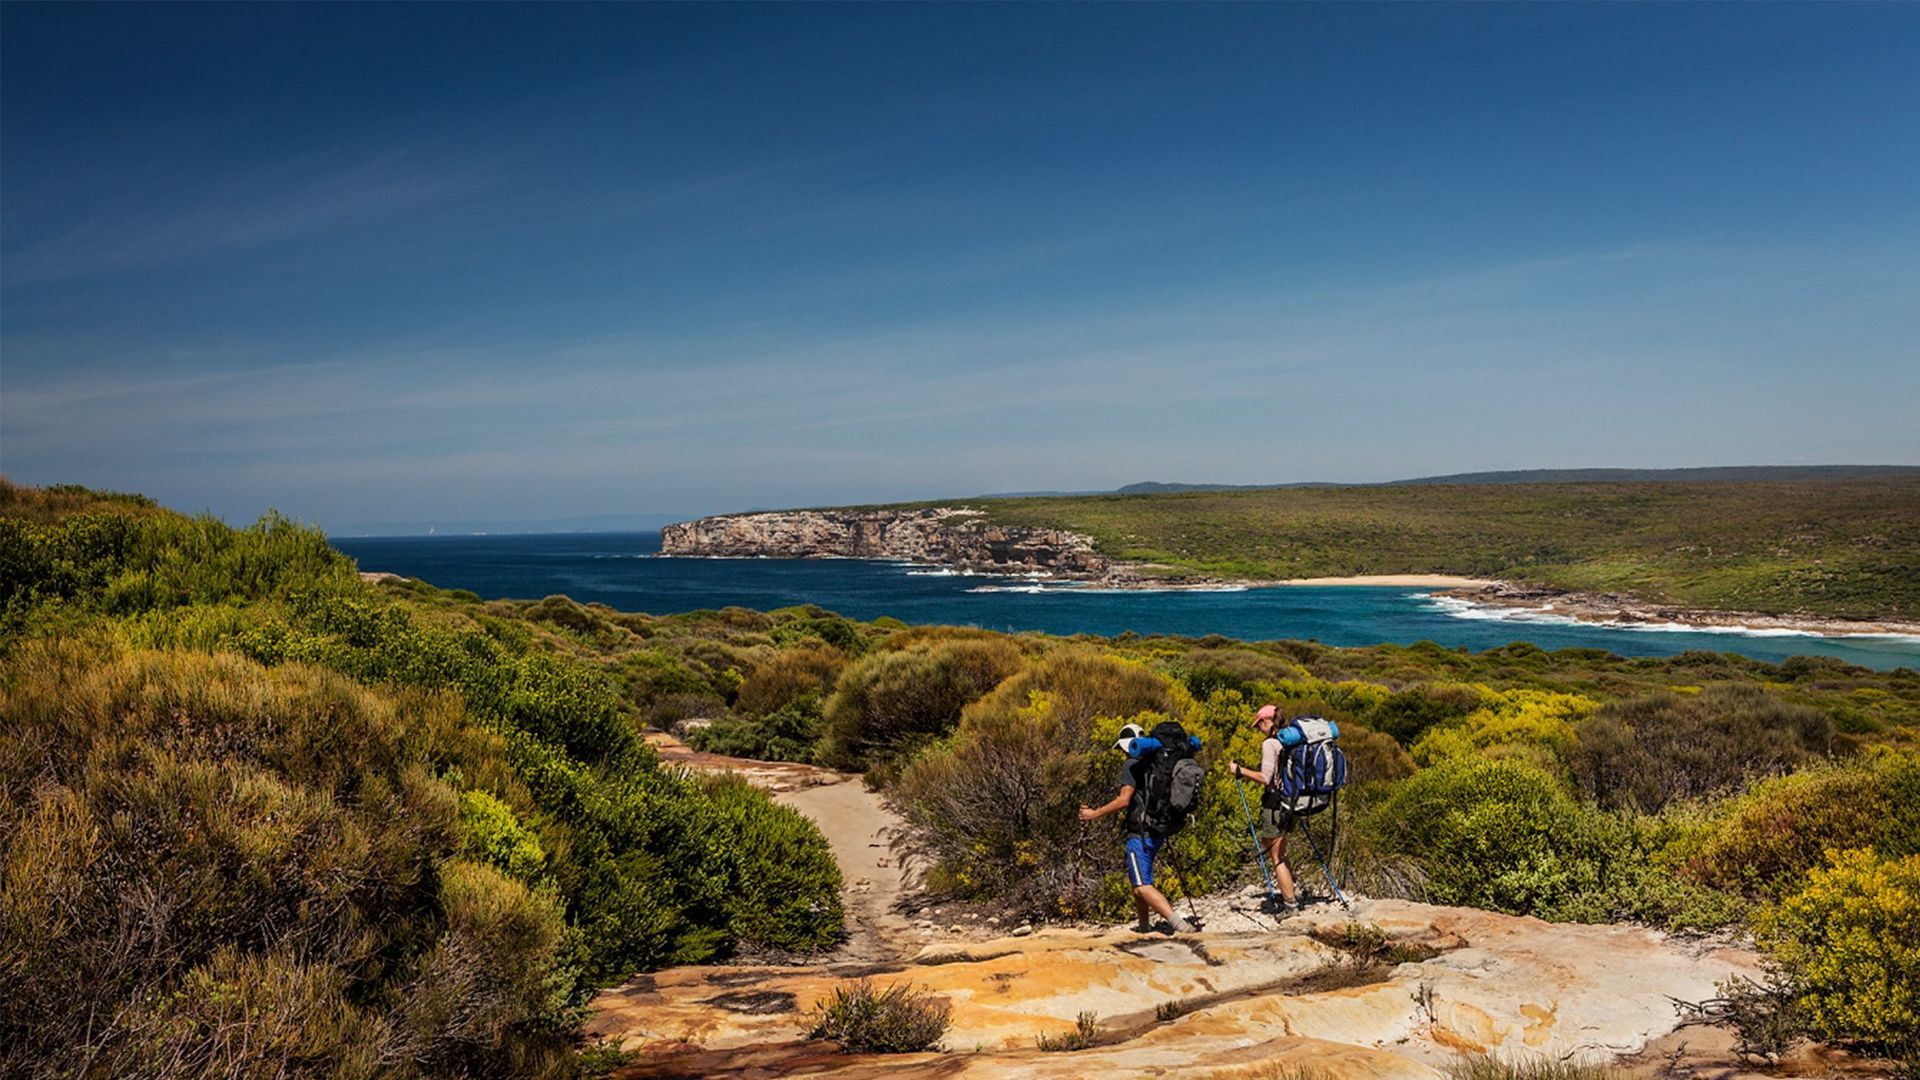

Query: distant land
[1119,464,1919,494]
[663,468,1920,624]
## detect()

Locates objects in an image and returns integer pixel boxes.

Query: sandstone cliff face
[660,508,1110,577]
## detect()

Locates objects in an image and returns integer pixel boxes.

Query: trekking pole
[1166,842,1202,925]
[1067,819,1087,920]
[1233,778,1278,905]
[1297,807,1353,913]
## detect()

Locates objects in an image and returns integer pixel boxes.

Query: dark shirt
[1116,756,1149,834]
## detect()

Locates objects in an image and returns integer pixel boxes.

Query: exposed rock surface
[589,899,1762,1079]
[1438,581,1920,638]
[659,508,1111,578]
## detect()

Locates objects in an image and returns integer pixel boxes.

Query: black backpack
[1139,721,1205,836]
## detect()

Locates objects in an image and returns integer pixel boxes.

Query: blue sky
[3,4,1916,531]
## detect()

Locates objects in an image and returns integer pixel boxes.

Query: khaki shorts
[1256,805,1297,841]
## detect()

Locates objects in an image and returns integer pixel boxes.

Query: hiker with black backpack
[1079,721,1203,934]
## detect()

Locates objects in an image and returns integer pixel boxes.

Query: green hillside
[941,477,1920,621]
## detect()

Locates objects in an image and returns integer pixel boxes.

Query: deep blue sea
[332,532,1920,671]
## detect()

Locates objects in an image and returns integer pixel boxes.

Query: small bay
[333,531,1920,671]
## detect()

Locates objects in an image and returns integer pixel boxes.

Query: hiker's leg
[1257,808,1300,904]
[1269,834,1298,904]
[1124,835,1155,928]
[1133,884,1176,922]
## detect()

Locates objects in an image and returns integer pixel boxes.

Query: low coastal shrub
[807,979,951,1053]
[685,693,826,762]
[698,774,845,951]
[0,643,574,1076]
[1356,757,1628,919]
[1756,848,1920,1052]
[735,642,846,716]
[818,637,1024,770]
[1686,749,1920,899]
[1035,1011,1101,1052]
[1409,689,1596,771]
[1443,1055,1621,1080]
[1570,686,1833,813]
[962,647,1186,736]
[890,687,1275,917]
[889,690,1119,907]
[1,490,850,1074]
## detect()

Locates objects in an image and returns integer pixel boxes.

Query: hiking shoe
[1133,919,1154,934]
[1168,915,1196,934]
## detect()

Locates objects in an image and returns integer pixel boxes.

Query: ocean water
[332,532,1920,671]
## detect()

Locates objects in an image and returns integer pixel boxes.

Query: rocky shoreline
[661,508,1920,637]
[659,507,1253,590]
[1436,581,1920,639]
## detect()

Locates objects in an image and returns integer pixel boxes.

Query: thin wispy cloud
[5,156,490,285]
[3,4,1916,527]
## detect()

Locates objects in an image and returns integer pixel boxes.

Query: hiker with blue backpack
[1079,720,1205,934]
[1227,704,1349,914]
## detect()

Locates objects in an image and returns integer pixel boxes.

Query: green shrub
[963,647,1184,735]
[1443,1055,1621,1080]
[1410,689,1595,770]
[818,637,1024,769]
[1174,646,1305,700]
[1366,683,1489,746]
[0,643,573,1076]
[770,609,866,653]
[1756,848,1920,1051]
[685,693,825,762]
[807,980,950,1053]
[698,774,845,951]
[890,690,1116,907]
[1358,757,1629,919]
[1687,749,1920,899]
[890,684,1239,917]
[459,789,549,883]
[1571,685,1833,813]
[1035,1010,1100,1052]
[736,642,846,716]
[1,496,848,1012]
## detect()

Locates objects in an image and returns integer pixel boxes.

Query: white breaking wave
[963,582,1253,595]
[1420,594,1920,646]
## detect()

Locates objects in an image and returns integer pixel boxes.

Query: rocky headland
[660,508,1115,579]
[1438,582,1920,639]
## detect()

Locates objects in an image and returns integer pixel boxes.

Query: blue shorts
[1124,833,1163,888]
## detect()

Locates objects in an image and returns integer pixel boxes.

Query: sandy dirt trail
[773,777,915,964]
[646,733,914,962]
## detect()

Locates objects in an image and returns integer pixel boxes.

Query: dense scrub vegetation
[510,547,1917,1060]
[914,476,1920,619]
[0,481,841,1076]
[9,478,1920,1068]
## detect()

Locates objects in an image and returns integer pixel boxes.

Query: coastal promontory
[660,507,1111,577]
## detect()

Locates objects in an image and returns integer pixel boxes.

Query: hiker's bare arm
[1080,785,1134,821]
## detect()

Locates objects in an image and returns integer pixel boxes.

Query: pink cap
[1255,705,1279,723]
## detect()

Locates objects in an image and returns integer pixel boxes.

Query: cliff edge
[660,508,1111,578]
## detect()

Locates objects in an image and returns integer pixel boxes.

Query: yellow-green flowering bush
[1410,689,1597,768]
[1687,749,1920,898]
[1757,848,1920,1050]
[458,789,548,883]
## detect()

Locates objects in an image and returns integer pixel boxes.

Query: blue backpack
[1266,716,1347,815]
